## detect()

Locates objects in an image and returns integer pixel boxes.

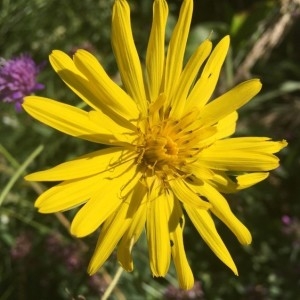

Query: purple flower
[10,232,32,260]
[282,215,292,226]
[0,54,44,111]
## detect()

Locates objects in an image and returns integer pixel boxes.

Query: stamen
[136,101,205,185]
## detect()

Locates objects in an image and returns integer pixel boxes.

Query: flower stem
[0,144,44,206]
[101,266,124,300]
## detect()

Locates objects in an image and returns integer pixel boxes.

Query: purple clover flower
[0,54,44,111]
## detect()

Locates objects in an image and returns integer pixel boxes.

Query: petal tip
[280,139,288,148]
[24,173,35,181]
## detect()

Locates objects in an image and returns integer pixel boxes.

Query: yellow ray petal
[71,162,138,237]
[169,199,194,290]
[118,167,143,201]
[198,79,262,127]
[189,126,218,149]
[181,163,214,180]
[163,0,193,105]
[23,96,113,144]
[88,201,133,275]
[49,50,104,112]
[112,0,147,115]
[195,113,238,151]
[117,188,147,272]
[170,39,212,118]
[73,50,140,121]
[88,110,136,140]
[186,36,230,110]
[208,171,238,194]
[146,0,168,102]
[70,182,122,238]
[146,181,171,277]
[184,205,238,275]
[199,138,287,172]
[193,182,252,245]
[198,150,281,171]
[169,178,211,209]
[25,148,133,182]
[211,137,287,153]
[215,111,238,140]
[34,174,101,213]
[236,172,269,190]
[207,171,269,193]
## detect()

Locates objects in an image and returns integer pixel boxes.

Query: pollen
[136,99,202,178]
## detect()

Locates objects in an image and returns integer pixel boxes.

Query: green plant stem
[0,143,20,169]
[101,266,124,300]
[0,144,44,206]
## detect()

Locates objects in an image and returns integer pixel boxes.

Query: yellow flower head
[23,0,287,290]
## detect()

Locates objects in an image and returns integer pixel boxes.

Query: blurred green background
[1,0,299,299]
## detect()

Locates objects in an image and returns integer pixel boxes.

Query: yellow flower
[23,0,287,290]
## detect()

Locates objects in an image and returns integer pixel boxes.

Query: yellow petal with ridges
[169,199,194,290]
[116,183,147,271]
[170,178,211,209]
[50,50,120,115]
[88,201,133,275]
[112,0,147,115]
[25,148,132,182]
[71,162,137,237]
[237,172,269,190]
[73,50,139,121]
[190,126,218,150]
[146,0,168,102]
[193,182,252,245]
[197,137,287,172]
[88,108,136,137]
[208,171,238,194]
[146,181,171,277]
[163,0,193,106]
[70,181,122,238]
[170,39,212,118]
[117,199,147,271]
[215,111,238,140]
[181,163,214,180]
[185,205,238,275]
[211,137,287,153]
[35,174,101,213]
[23,96,112,144]
[198,79,262,127]
[198,150,280,171]
[186,36,230,110]
[208,171,270,193]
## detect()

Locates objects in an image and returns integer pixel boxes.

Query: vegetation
[1,0,299,299]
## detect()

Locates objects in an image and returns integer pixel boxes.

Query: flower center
[136,113,202,179]
[144,135,179,166]
[137,122,184,178]
[135,94,211,181]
